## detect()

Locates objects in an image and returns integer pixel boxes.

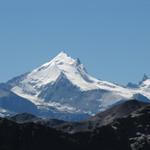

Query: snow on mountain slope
[12,52,107,94]
[11,52,133,98]
[7,51,149,117]
[0,107,14,117]
[127,74,150,100]
[138,75,150,99]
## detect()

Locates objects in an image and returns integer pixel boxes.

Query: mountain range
[1,51,150,121]
[1,100,150,150]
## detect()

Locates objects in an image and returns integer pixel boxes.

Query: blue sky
[0,0,150,85]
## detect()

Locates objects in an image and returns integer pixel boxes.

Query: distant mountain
[139,74,149,85]
[127,74,150,88]
[127,82,138,88]
[53,100,148,133]
[8,100,148,133]
[0,100,150,150]
[9,113,67,128]
[0,52,150,120]
[9,52,134,115]
[9,113,40,123]
[0,84,38,117]
[127,74,150,100]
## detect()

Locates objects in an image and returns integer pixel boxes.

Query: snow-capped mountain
[8,52,134,114]
[11,51,129,95]
[0,51,150,120]
[127,74,150,100]
[138,75,150,99]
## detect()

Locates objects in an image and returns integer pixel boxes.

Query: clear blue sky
[0,0,150,85]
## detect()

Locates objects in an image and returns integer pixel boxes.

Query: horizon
[0,0,150,85]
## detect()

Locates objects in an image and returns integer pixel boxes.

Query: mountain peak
[75,58,81,65]
[142,74,149,81]
[139,74,149,85]
[55,51,69,58]
[50,51,76,66]
[11,51,103,94]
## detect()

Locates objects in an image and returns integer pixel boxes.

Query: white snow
[12,51,135,97]
[0,107,14,117]
[10,51,150,115]
[37,101,80,113]
[28,51,100,91]
[140,79,150,88]
[138,79,150,99]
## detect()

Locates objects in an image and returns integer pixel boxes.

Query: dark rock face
[9,113,39,123]
[0,119,69,150]
[0,100,150,150]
